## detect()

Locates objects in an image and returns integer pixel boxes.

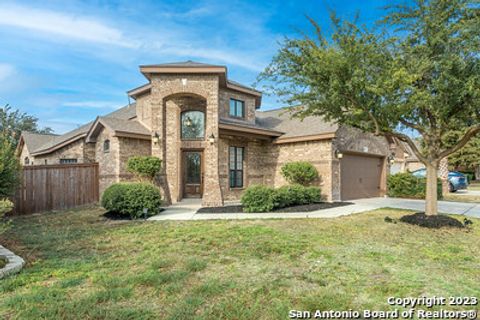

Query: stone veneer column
[202,80,224,207]
[150,84,172,205]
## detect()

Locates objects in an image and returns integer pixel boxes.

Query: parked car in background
[411,169,468,192]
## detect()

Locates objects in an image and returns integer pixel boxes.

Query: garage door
[341,153,384,200]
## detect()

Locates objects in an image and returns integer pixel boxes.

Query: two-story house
[18,61,400,207]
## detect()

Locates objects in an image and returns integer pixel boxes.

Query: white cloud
[0,3,272,72]
[0,63,15,81]
[0,4,137,48]
[63,101,121,109]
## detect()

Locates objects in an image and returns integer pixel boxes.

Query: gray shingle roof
[98,116,150,136]
[140,60,224,68]
[21,132,58,153]
[256,107,338,138]
[219,118,283,135]
[27,103,138,154]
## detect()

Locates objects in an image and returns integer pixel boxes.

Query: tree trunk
[475,165,480,181]
[425,163,439,215]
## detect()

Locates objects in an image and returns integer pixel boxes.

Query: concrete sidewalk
[149,197,480,221]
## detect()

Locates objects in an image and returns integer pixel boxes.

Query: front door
[183,151,203,198]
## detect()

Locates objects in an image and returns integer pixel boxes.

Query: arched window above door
[181,111,205,140]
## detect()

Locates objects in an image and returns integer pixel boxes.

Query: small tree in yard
[259,0,479,215]
[127,156,162,183]
[0,135,20,198]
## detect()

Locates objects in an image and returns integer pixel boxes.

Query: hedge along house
[18,61,397,207]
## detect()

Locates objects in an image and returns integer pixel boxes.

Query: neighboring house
[18,61,405,207]
[389,138,425,174]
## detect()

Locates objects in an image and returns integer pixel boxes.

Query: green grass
[468,183,480,191]
[444,193,480,203]
[1,207,479,319]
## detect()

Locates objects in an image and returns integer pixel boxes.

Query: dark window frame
[103,140,110,153]
[229,98,245,119]
[60,159,78,164]
[229,146,244,188]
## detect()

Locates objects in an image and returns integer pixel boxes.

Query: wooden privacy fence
[12,163,99,215]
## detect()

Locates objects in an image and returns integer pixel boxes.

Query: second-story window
[229,98,245,118]
[24,157,30,165]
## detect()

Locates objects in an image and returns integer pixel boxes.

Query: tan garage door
[341,153,383,200]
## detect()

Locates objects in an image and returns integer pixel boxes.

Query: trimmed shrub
[242,184,322,212]
[127,156,162,182]
[280,161,318,186]
[273,185,322,208]
[0,199,13,234]
[101,183,162,219]
[387,173,443,199]
[304,186,322,203]
[241,185,275,213]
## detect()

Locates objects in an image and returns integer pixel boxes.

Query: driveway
[149,197,480,221]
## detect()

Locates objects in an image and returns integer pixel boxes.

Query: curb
[0,245,25,279]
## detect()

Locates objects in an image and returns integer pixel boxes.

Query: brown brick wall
[95,127,119,194]
[34,138,92,165]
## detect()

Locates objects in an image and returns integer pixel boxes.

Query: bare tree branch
[399,118,425,134]
[384,131,428,164]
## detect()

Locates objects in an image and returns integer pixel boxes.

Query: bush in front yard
[387,173,443,199]
[242,184,322,212]
[241,185,275,213]
[280,161,318,186]
[127,156,162,182]
[273,185,322,208]
[101,183,162,219]
[0,199,13,234]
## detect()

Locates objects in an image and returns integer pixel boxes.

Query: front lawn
[444,193,480,203]
[0,207,479,319]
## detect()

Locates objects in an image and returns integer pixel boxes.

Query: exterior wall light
[181,78,187,86]
[152,132,160,144]
[387,154,395,165]
[334,149,343,159]
[184,116,193,127]
[208,133,215,144]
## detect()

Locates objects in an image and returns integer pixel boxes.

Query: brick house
[18,61,416,207]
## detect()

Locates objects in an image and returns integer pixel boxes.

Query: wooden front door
[183,151,203,198]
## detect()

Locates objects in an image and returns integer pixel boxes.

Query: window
[60,159,78,164]
[229,146,244,188]
[24,157,29,165]
[181,111,205,140]
[44,159,48,165]
[229,99,245,118]
[103,140,110,153]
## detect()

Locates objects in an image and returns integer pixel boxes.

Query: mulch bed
[399,212,466,229]
[196,202,353,214]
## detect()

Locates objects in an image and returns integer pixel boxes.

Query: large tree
[259,0,479,215]
[0,104,53,147]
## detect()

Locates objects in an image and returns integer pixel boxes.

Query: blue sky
[0,0,392,133]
